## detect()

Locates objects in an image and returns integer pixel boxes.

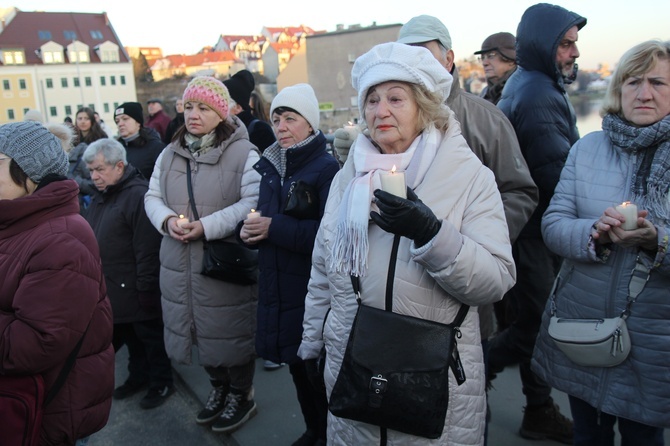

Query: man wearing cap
[489,4,588,444]
[475,32,518,105]
[146,98,172,142]
[114,102,165,181]
[223,70,276,153]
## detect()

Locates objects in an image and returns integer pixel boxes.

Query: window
[43,52,53,63]
[73,77,80,87]
[65,105,72,116]
[90,30,103,40]
[85,77,92,87]
[63,30,77,40]
[88,104,95,111]
[23,108,29,115]
[114,102,119,109]
[120,75,126,85]
[61,77,68,88]
[43,51,63,63]
[19,79,26,89]
[103,103,110,113]
[69,50,89,63]
[8,109,15,120]
[100,76,106,86]
[46,78,53,89]
[110,75,116,86]
[38,30,52,40]
[2,80,9,90]
[49,106,57,117]
[3,50,25,65]
[53,51,63,63]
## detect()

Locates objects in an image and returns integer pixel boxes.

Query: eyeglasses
[478,52,499,62]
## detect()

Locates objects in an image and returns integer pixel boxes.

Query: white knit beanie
[270,83,320,131]
[351,42,453,113]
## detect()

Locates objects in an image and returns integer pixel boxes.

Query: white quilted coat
[299,115,516,445]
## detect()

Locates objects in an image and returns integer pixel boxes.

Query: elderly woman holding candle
[238,83,339,446]
[298,42,515,445]
[532,40,670,444]
[144,76,261,433]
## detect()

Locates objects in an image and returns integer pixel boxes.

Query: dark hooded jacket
[498,3,586,239]
[85,165,162,323]
[236,108,276,153]
[117,127,165,181]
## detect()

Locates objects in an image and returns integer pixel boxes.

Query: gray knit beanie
[0,121,69,183]
[270,83,320,131]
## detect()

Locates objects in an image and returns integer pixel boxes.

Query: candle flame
[179,214,185,218]
[347,121,353,126]
[390,165,397,174]
[621,201,631,207]
[251,209,256,213]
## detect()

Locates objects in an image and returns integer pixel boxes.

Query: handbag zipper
[610,328,623,356]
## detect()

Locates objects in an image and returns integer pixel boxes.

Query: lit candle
[247,209,261,219]
[615,201,638,230]
[380,165,406,198]
[176,214,190,234]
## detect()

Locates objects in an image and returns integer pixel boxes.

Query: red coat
[0,179,114,446]
[145,109,172,141]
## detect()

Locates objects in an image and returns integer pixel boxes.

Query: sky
[13,0,670,70]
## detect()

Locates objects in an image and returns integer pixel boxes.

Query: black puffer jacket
[117,127,165,181]
[498,3,586,239]
[85,165,162,323]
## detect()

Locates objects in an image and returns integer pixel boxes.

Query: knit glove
[370,188,442,248]
[333,126,360,164]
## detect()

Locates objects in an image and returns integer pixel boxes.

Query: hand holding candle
[379,165,406,199]
[176,214,190,234]
[615,201,638,230]
[247,209,261,219]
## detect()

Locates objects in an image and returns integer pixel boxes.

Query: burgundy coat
[0,179,114,446]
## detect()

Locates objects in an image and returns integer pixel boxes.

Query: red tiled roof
[0,10,129,64]
[161,51,238,68]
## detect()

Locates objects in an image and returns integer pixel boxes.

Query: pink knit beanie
[182,76,230,120]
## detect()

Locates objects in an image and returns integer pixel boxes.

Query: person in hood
[83,138,174,410]
[0,121,114,445]
[490,4,587,444]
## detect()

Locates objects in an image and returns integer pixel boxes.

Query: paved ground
[89,347,667,445]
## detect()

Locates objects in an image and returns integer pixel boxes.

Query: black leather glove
[370,187,442,248]
[304,358,326,393]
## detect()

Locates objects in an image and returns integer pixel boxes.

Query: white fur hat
[351,42,453,113]
[270,83,320,132]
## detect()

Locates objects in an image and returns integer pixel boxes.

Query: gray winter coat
[144,116,261,367]
[534,131,670,428]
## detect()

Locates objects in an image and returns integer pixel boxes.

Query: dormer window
[63,30,77,41]
[40,42,65,64]
[95,41,120,63]
[2,50,25,65]
[67,41,90,63]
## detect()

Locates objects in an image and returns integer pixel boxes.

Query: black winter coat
[117,127,165,181]
[498,3,586,238]
[85,165,162,323]
[237,109,276,153]
[246,132,339,364]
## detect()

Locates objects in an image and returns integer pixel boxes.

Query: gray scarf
[602,113,670,225]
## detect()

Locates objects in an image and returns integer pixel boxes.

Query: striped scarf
[602,113,670,225]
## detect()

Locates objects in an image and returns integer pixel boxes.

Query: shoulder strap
[185,159,200,221]
[44,321,90,406]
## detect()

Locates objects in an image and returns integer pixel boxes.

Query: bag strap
[185,159,200,221]
[44,321,90,406]
[550,256,651,319]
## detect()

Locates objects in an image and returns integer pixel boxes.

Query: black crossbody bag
[328,234,469,439]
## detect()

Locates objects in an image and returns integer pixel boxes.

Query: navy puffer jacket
[248,131,339,364]
[498,3,586,239]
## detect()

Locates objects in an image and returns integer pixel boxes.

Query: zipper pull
[450,340,466,385]
[611,328,621,356]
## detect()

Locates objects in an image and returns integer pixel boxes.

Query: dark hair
[75,107,107,144]
[174,118,236,147]
[250,91,270,123]
[8,159,31,193]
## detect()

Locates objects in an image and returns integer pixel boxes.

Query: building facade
[0,8,136,129]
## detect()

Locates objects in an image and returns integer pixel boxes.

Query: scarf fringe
[330,220,369,277]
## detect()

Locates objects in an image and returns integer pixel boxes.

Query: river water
[574,98,604,136]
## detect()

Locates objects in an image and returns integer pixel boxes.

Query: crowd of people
[1,2,669,445]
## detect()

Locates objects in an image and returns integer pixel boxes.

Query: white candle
[615,201,638,230]
[247,209,261,219]
[380,166,406,198]
[176,214,190,234]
